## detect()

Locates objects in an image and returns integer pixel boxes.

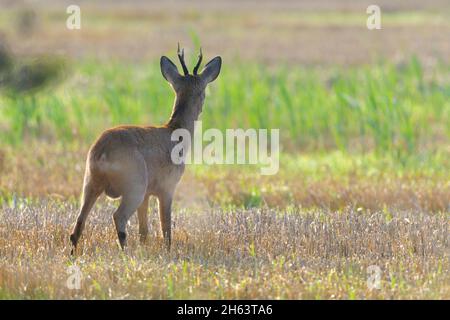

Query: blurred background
[0,0,448,205]
[1,0,449,64]
[0,1,449,300]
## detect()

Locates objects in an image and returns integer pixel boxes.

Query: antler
[177,43,189,76]
[193,47,203,75]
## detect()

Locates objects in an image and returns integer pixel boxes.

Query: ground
[0,0,448,299]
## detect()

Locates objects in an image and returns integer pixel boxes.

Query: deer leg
[113,191,145,250]
[107,150,148,250]
[158,192,173,249]
[137,195,149,244]
[70,178,101,253]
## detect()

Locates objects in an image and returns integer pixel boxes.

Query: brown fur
[70,49,222,251]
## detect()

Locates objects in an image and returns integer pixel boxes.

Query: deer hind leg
[113,190,146,250]
[158,192,173,249]
[70,176,102,253]
[137,195,149,244]
[111,152,148,250]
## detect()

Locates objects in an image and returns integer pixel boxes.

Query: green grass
[0,57,448,163]
[0,0,449,301]
[0,57,448,299]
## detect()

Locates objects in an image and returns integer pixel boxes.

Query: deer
[69,45,221,253]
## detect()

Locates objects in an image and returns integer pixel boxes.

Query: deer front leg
[158,192,173,249]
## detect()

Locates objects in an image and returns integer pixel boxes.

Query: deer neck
[166,95,201,135]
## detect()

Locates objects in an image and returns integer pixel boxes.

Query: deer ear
[160,56,181,85]
[200,56,222,83]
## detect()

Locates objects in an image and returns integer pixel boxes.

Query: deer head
[161,44,222,129]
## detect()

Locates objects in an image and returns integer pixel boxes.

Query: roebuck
[70,46,221,252]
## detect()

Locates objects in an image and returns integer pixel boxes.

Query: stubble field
[0,0,448,299]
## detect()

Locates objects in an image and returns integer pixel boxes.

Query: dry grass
[1,144,448,212]
[0,197,448,299]
[0,0,449,300]
[0,144,448,299]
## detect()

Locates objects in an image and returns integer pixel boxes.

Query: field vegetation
[0,0,448,299]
